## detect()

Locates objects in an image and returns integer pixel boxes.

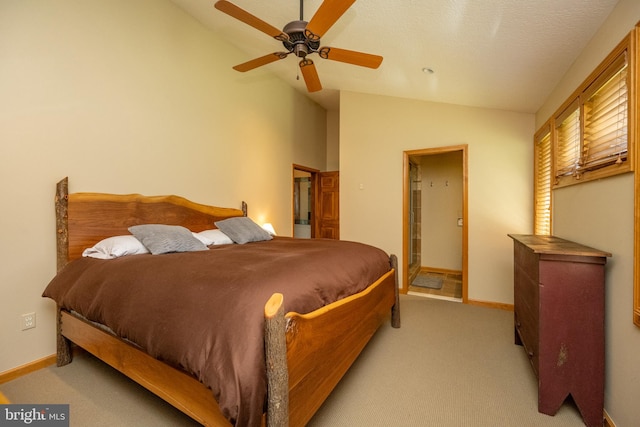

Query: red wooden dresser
[508,234,611,427]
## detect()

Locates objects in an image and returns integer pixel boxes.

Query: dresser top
[508,234,612,258]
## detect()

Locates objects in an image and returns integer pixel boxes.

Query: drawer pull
[528,351,534,358]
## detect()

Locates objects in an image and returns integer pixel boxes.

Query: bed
[44,177,400,426]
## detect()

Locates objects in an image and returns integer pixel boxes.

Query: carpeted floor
[1,295,586,426]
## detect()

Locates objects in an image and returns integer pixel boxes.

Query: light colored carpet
[1,295,586,426]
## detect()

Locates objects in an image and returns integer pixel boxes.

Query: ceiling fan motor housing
[282,20,320,57]
[214,0,382,93]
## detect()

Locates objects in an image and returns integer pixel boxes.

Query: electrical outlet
[21,312,36,330]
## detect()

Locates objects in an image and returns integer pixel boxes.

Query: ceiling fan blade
[299,59,322,92]
[305,0,356,40]
[215,1,288,41]
[233,53,288,72]
[319,47,383,69]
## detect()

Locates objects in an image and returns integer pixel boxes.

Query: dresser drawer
[513,243,540,375]
[514,242,539,284]
[514,307,539,375]
[514,265,538,311]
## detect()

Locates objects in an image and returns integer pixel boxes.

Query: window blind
[555,100,580,180]
[534,128,552,235]
[583,53,628,170]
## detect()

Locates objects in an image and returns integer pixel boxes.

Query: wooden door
[316,171,339,239]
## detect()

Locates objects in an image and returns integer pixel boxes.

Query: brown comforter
[43,237,390,426]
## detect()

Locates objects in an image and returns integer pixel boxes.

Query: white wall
[0,0,326,373]
[535,1,640,425]
[340,92,534,304]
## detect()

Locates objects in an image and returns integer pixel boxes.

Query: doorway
[292,165,340,239]
[293,165,317,238]
[403,146,468,303]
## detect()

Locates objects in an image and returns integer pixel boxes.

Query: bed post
[242,201,248,217]
[55,177,69,272]
[264,293,289,427]
[55,177,73,366]
[390,254,401,328]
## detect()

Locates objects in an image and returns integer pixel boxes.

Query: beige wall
[420,152,463,271]
[340,92,534,304]
[0,0,326,373]
[326,109,340,171]
[535,0,640,425]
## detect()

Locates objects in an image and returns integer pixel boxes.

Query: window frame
[551,33,635,189]
[633,25,640,328]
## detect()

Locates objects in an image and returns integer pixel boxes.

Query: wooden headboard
[55,177,247,270]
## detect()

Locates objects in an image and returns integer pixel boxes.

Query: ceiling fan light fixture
[293,43,309,58]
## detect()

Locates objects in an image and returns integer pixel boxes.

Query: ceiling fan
[214,0,383,92]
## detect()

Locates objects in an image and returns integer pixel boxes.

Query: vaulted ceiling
[171,0,619,112]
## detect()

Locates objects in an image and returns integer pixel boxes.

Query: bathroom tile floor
[408,269,462,301]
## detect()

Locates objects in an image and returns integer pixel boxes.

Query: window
[534,124,552,235]
[552,35,633,188]
[554,100,580,182]
[535,34,634,235]
[584,53,628,168]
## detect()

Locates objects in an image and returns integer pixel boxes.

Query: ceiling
[170,0,619,112]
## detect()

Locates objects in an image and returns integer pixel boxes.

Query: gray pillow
[214,217,273,244]
[128,224,208,255]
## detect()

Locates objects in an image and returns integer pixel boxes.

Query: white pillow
[193,229,234,246]
[82,235,150,259]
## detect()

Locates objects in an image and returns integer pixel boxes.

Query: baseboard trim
[467,299,514,311]
[419,266,462,275]
[604,409,616,427]
[403,292,515,311]
[0,347,83,385]
[0,354,57,385]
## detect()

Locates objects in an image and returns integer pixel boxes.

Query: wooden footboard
[58,310,232,426]
[278,267,397,427]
